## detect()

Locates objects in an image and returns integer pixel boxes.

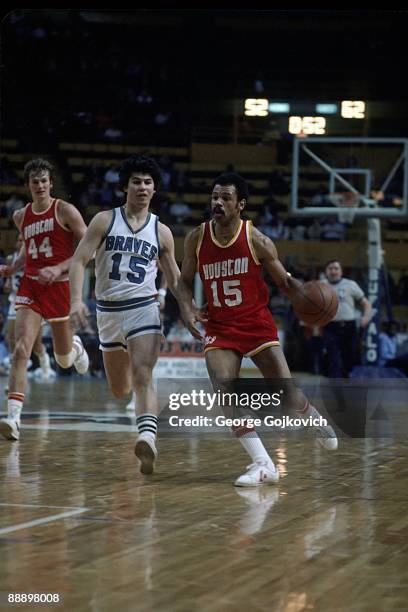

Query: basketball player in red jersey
[0,158,89,441]
[177,172,338,487]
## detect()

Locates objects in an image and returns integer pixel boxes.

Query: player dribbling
[177,172,338,487]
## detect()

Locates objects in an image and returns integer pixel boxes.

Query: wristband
[158,288,167,297]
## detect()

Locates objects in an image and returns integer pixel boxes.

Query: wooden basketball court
[1,377,407,611]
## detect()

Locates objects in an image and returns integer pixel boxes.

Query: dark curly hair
[118,155,162,191]
[212,172,249,202]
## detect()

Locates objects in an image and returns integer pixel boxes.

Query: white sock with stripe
[233,422,274,465]
[136,413,158,441]
[7,392,25,422]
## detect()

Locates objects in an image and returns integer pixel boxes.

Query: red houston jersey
[21,199,75,277]
[197,219,270,323]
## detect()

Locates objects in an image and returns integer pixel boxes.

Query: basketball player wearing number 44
[177,172,338,488]
[69,155,180,476]
[0,159,89,443]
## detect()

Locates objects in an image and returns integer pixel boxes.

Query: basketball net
[328,191,360,224]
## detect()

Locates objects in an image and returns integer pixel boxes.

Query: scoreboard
[244,99,366,135]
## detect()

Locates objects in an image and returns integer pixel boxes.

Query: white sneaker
[314,422,338,451]
[234,460,280,487]
[134,433,158,475]
[0,417,20,441]
[126,392,136,412]
[72,335,89,375]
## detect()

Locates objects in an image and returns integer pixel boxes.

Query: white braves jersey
[95,207,160,304]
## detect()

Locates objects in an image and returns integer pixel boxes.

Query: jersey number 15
[211,279,242,307]
[109,253,147,284]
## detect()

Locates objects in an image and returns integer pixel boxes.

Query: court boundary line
[0,503,87,509]
[0,506,89,535]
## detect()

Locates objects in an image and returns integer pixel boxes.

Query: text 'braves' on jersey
[95,207,160,305]
[197,219,270,323]
[21,199,74,279]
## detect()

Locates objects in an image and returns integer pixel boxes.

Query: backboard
[291,137,408,219]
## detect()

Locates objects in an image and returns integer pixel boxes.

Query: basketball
[292,281,339,326]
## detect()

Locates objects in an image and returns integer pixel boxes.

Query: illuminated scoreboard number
[341,101,365,119]
[244,98,269,116]
[288,116,326,135]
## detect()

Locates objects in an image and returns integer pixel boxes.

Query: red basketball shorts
[203,307,280,357]
[15,276,70,322]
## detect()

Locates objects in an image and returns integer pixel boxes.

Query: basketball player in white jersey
[69,155,180,475]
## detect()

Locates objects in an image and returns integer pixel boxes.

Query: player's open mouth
[212,206,225,216]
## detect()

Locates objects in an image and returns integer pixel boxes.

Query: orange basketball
[292,281,339,327]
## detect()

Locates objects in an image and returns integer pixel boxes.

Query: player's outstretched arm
[157,223,180,298]
[251,226,303,300]
[69,211,111,328]
[2,256,13,291]
[0,243,25,278]
[176,227,206,340]
[37,201,88,285]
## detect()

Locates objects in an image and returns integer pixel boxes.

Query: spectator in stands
[79,180,100,210]
[158,155,173,191]
[169,193,192,223]
[378,322,397,366]
[286,218,307,241]
[260,201,275,223]
[155,110,171,126]
[320,216,346,241]
[171,168,188,193]
[104,165,120,186]
[5,193,24,217]
[136,89,153,105]
[99,181,114,208]
[379,321,408,376]
[307,218,323,240]
[254,71,265,93]
[256,214,274,239]
[257,212,289,241]
[103,125,123,141]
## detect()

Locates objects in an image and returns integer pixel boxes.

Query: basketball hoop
[329,191,360,224]
[338,204,358,224]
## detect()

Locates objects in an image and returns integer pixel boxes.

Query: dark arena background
[1,9,408,612]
